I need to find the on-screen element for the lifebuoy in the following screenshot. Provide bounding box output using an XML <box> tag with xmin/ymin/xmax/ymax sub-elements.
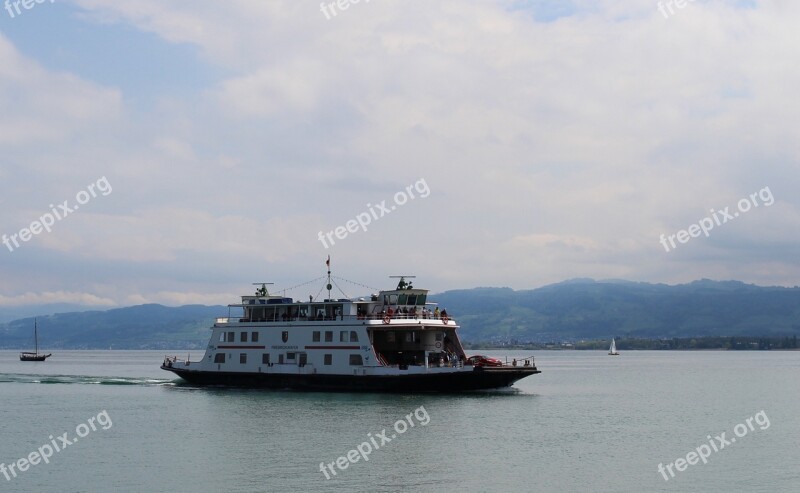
<box><xmin>435</xmin><ymin>341</ymin><xmax>442</xmax><ymax>349</ymax></box>
<box><xmin>383</xmin><ymin>315</ymin><xmax>390</xmax><ymax>324</ymax></box>
<box><xmin>442</xmin><ymin>316</ymin><xmax>449</xmax><ymax>324</ymax></box>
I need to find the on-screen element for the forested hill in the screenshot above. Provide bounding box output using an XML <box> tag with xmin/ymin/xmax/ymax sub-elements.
<box><xmin>1</xmin><ymin>279</ymin><xmax>798</xmax><ymax>349</ymax></box>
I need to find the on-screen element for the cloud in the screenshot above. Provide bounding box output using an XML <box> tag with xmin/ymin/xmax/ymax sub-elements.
<box><xmin>1</xmin><ymin>0</ymin><xmax>799</xmax><ymax>306</ymax></box>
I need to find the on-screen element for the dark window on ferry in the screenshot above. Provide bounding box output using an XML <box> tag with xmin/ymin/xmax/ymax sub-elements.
<box><xmin>252</xmin><ymin>332</ymin><xmax>259</xmax><ymax>342</ymax></box>
<box><xmin>340</xmin><ymin>331</ymin><xmax>347</xmax><ymax>342</ymax></box>
<box><xmin>407</xmin><ymin>294</ymin><xmax>417</xmax><ymax>306</ymax></box>
<box><xmin>214</xmin><ymin>353</ymin><xmax>225</xmax><ymax>363</ymax></box>
<box><xmin>349</xmin><ymin>354</ymin><xmax>363</xmax><ymax>366</ymax></box>
<box><xmin>350</xmin><ymin>331</ymin><xmax>358</xmax><ymax>342</ymax></box>
<box><xmin>279</xmin><ymin>354</ymin><xmax>284</xmax><ymax>364</ymax></box>
<box><xmin>262</xmin><ymin>353</ymin><xmax>270</xmax><ymax>364</ymax></box>
<box><xmin>287</xmin><ymin>352</ymin><xmax>296</xmax><ymax>361</ymax></box>
<box><xmin>325</xmin><ymin>331</ymin><xmax>333</xmax><ymax>342</ymax></box>
<box><xmin>240</xmin><ymin>353</ymin><xmax>247</xmax><ymax>364</ymax></box>
<box><xmin>282</xmin><ymin>331</ymin><xmax>289</xmax><ymax>342</ymax></box>
<box><xmin>313</xmin><ymin>331</ymin><xmax>320</xmax><ymax>342</ymax></box>
<box><xmin>324</xmin><ymin>354</ymin><xmax>332</xmax><ymax>365</ymax></box>
<box><xmin>227</xmin><ymin>331</ymin><xmax>234</xmax><ymax>342</ymax></box>
<box><xmin>241</xmin><ymin>332</ymin><xmax>248</xmax><ymax>342</ymax></box>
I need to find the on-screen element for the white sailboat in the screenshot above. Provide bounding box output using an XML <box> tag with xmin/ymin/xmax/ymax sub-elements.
<box><xmin>608</xmin><ymin>338</ymin><xmax>619</xmax><ymax>356</ymax></box>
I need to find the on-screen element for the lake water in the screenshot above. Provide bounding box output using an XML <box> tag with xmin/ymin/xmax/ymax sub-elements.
<box><xmin>0</xmin><ymin>350</ymin><xmax>797</xmax><ymax>492</ymax></box>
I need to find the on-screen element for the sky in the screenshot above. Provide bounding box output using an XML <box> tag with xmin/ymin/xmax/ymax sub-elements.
<box><xmin>1</xmin><ymin>0</ymin><xmax>798</xmax><ymax>312</ymax></box>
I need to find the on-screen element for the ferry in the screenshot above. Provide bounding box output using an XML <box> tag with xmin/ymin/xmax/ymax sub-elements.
<box><xmin>161</xmin><ymin>269</ymin><xmax>540</xmax><ymax>392</ymax></box>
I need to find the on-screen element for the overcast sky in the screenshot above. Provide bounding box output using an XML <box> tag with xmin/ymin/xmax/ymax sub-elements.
<box><xmin>1</xmin><ymin>0</ymin><xmax>798</xmax><ymax>310</ymax></box>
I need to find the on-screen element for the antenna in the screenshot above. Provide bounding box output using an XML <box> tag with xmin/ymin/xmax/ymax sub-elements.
<box><xmin>252</xmin><ymin>282</ymin><xmax>274</xmax><ymax>297</ymax></box>
<box><xmin>389</xmin><ymin>275</ymin><xmax>416</xmax><ymax>290</ymax></box>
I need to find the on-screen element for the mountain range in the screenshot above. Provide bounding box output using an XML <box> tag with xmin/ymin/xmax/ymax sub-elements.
<box><xmin>1</xmin><ymin>279</ymin><xmax>799</xmax><ymax>349</ymax></box>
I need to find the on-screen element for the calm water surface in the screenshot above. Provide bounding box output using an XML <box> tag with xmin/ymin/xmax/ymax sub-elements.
<box><xmin>0</xmin><ymin>350</ymin><xmax>797</xmax><ymax>492</ymax></box>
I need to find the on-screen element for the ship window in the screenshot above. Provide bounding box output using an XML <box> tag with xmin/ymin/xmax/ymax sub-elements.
<box><xmin>417</xmin><ymin>294</ymin><xmax>427</xmax><ymax>305</ymax></box>
<box><xmin>350</xmin><ymin>331</ymin><xmax>358</xmax><ymax>342</ymax></box>
<box><xmin>214</xmin><ymin>353</ymin><xmax>225</xmax><ymax>363</ymax></box>
<box><xmin>252</xmin><ymin>332</ymin><xmax>259</xmax><ymax>342</ymax></box>
<box><xmin>282</xmin><ymin>331</ymin><xmax>289</xmax><ymax>341</ymax></box>
<box><xmin>227</xmin><ymin>331</ymin><xmax>234</xmax><ymax>342</ymax></box>
<box><xmin>340</xmin><ymin>331</ymin><xmax>347</xmax><ymax>342</ymax></box>
<box><xmin>279</xmin><ymin>354</ymin><xmax>284</xmax><ymax>364</ymax></box>
<box><xmin>241</xmin><ymin>332</ymin><xmax>248</xmax><ymax>342</ymax></box>
<box><xmin>325</xmin><ymin>331</ymin><xmax>333</xmax><ymax>342</ymax></box>
<box><xmin>240</xmin><ymin>353</ymin><xmax>247</xmax><ymax>364</ymax></box>
<box><xmin>262</xmin><ymin>354</ymin><xmax>270</xmax><ymax>364</ymax></box>
<box><xmin>287</xmin><ymin>352</ymin><xmax>296</xmax><ymax>360</ymax></box>
<box><xmin>435</xmin><ymin>332</ymin><xmax>443</xmax><ymax>341</ymax></box>
<box><xmin>219</xmin><ymin>332</ymin><xmax>225</xmax><ymax>342</ymax></box>
<box><xmin>386</xmin><ymin>331</ymin><xmax>395</xmax><ymax>343</ymax></box>
<box><xmin>324</xmin><ymin>354</ymin><xmax>332</xmax><ymax>365</ymax></box>
<box><xmin>405</xmin><ymin>332</ymin><xmax>418</xmax><ymax>343</ymax></box>
<box><xmin>398</xmin><ymin>293</ymin><xmax>407</xmax><ymax>305</ymax></box>
<box><xmin>313</xmin><ymin>331</ymin><xmax>320</xmax><ymax>342</ymax></box>
<box><xmin>407</xmin><ymin>294</ymin><xmax>417</xmax><ymax>306</ymax></box>
<box><xmin>349</xmin><ymin>354</ymin><xmax>363</xmax><ymax>366</ymax></box>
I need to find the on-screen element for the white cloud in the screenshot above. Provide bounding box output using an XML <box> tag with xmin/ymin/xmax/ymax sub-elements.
<box><xmin>1</xmin><ymin>0</ymin><xmax>799</xmax><ymax>305</ymax></box>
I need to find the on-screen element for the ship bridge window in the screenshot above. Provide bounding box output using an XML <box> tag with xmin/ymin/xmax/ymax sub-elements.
<box><xmin>313</xmin><ymin>331</ymin><xmax>321</xmax><ymax>342</ymax></box>
<box><xmin>406</xmin><ymin>294</ymin><xmax>417</xmax><ymax>306</ymax></box>
<box><xmin>214</xmin><ymin>353</ymin><xmax>225</xmax><ymax>363</ymax></box>
<box><xmin>417</xmin><ymin>294</ymin><xmax>427</xmax><ymax>305</ymax></box>
<box><xmin>398</xmin><ymin>293</ymin><xmax>407</xmax><ymax>305</ymax></box>
<box><xmin>252</xmin><ymin>332</ymin><xmax>259</xmax><ymax>342</ymax></box>
<box><xmin>325</xmin><ymin>331</ymin><xmax>333</xmax><ymax>342</ymax></box>
<box><xmin>349</xmin><ymin>354</ymin><xmax>363</xmax><ymax>366</ymax></box>
<box><xmin>241</xmin><ymin>332</ymin><xmax>248</xmax><ymax>342</ymax></box>
<box><xmin>384</xmin><ymin>294</ymin><xmax>398</xmax><ymax>305</ymax></box>
<box><xmin>227</xmin><ymin>331</ymin><xmax>234</xmax><ymax>342</ymax></box>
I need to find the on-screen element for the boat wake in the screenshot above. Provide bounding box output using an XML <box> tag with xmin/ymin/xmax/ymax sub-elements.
<box><xmin>0</xmin><ymin>373</ymin><xmax>176</xmax><ymax>386</ymax></box>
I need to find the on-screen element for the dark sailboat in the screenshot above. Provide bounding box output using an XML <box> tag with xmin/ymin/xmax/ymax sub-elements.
<box><xmin>20</xmin><ymin>318</ymin><xmax>51</xmax><ymax>362</ymax></box>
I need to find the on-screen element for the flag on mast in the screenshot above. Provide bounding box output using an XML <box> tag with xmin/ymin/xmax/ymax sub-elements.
<box><xmin>326</xmin><ymin>255</ymin><xmax>330</xmax><ymax>267</ymax></box>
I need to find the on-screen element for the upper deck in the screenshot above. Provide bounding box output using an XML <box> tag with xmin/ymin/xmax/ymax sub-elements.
<box><xmin>216</xmin><ymin>279</ymin><xmax>453</xmax><ymax>327</ymax></box>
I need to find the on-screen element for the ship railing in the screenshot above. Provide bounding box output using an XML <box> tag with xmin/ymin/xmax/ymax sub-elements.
<box><xmin>162</xmin><ymin>355</ymin><xmax>193</xmax><ymax>367</ymax></box>
<box><xmin>216</xmin><ymin>314</ymin><xmax>456</xmax><ymax>323</ymax></box>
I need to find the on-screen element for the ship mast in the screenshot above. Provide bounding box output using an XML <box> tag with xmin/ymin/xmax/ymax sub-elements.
<box><xmin>326</xmin><ymin>255</ymin><xmax>332</xmax><ymax>300</ymax></box>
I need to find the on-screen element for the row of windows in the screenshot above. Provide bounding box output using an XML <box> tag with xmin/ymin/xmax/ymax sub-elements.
<box><xmin>213</xmin><ymin>353</ymin><xmax>363</xmax><ymax>366</ymax></box>
<box><xmin>311</xmin><ymin>331</ymin><xmax>359</xmax><ymax>342</ymax></box>
<box><xmin>220</xmin><ymin>331</ymin><xmax>260</xmax><ymax>343</ymax></box>
<box><xmin>219</xmin><ymin>331</ymin><xmax>359</xmax><ymax>343</ymax></box>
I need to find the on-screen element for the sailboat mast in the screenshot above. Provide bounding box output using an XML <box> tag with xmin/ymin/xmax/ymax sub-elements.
<box><xmin>35</xmin><ymin>318</ymin><xmax>39</xmax><ymax>355</ymax></box>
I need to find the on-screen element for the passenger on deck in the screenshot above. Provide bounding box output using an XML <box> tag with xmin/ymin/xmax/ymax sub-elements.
<box><xmin>434</xmin><ymin>307</ymin><xmax>440</xmax><ymax>319</ymax></box>
<box><xmin>387</xmin><ymin>307</ymin><xmax>394</xmax><ymax>317</ymax></box>
<box><xmin>441</xmin><ymin>308</ymin><xmax>448</xmax><ymax>318</ymax></box>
